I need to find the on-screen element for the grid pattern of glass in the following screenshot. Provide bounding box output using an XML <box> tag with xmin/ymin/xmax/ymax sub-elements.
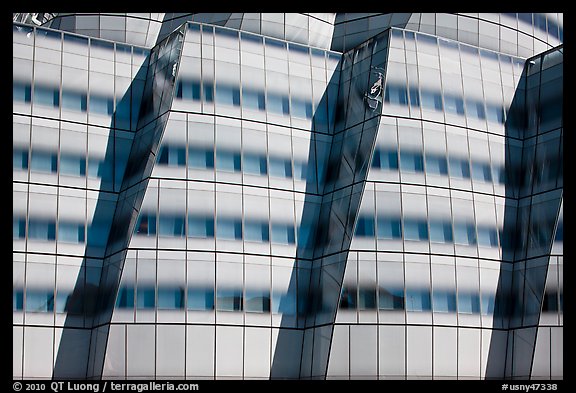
<box><xmin>13</xmin><ymin>13</ymin><xmax>562</xmax><ymax>381</ymax></box>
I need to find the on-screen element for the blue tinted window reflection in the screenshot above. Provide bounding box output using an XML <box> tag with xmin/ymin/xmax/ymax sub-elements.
<box><xmin>429</xmin><ymin>221</ymin><xmax>453</xmax><ymax>243</ymax></box>
<box><xmin>216</xmin><ymin>150</ymin><xmax>241</xmax><ymax>172</ymax></box>
<box><xmin>458</xmin><ymin>292</ymin><xmax>480</xmax><ymax>314</ymax></box>
<box><xmin>377</xmin><ymin>217</ymin><xmax>402</xmax><ymax>239</ymax></box>
<box><xmin>477</xmin><ymin>227</ymin><xmax>499</xmax><ymax>247</ymax></box>
<box><xmin>28</xmin><ymin>219</ymin><xmax>56</xmax><ymax>241</ymax></box>
<box><xmin>269</xmin><ymin>157</ymin><xmax>292</xmax><ymax>178</ymax></box>
<box><xmin>454</xmin><ymin>223</ymin><xmax>477</xmax><ymax>246</ymax></box>
<box><xmin>188</xmin><ymin>288</ymin><xmax>214</xmax><ymax>311</ymax></box>
<box><xmin>425</xmin><ymin>155</ymin><xmax>448</xmax><ymax>175</ymax></box>
<box><xmin>400</xmin><ymin>151</ymin><xmax>424</xmax><ymax>173</ymax></box>
<box><xmin>271</xmin><ymin>223</ymin><xmax>295</xmax><ymax>245</ymax></box>
<box><xmin>188</xmin><ymin>216</ymin><xmax>215</xmax><ymax>238</ymax></box>
<box><xmin>244</xmin><ymin>220</ymin><xmax>270</xmax><ymax>242</ymax></box>
<box><xmin>406</xmin><ymin>289</ymin><xmax>431</xmax><ymax>311</ymax></box>
<box><xmin>433</xmin><ymin>290</ymin><xmax>457</xmax><ymax>312</ymax></box>
<box><xmin>217</xmin><ymin>218</ymin><xmax>242</xmax><ymax>240</ymax></box>
<box><xmin>355</xmin><ymin>216</ymin><xmax>375</xmax><ymax>237</ymax></box>
<box><xmin>404</xmin><ymin>219</ymin><xmax>428</xmax><ymax>241</ymax></box>
<box><xmin>372</xmin><ymin>149</ymin><xmax>398</xmax><ymax>170</ymax></box>
<box><xmin>449</xmin><ymin>158</ymin><xmax>471</xmax><ymax>179</ymax></box>
<box><xmin>188</xmin><ymin>147</ymin><xmax>214</xmax><ymax>169</ymax></box>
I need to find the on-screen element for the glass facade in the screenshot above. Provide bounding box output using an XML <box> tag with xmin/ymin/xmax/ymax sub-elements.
<box><xmin>13</xmin><ymin>13</ymin><xmax>562</xmax><ymax>380</ymax></box>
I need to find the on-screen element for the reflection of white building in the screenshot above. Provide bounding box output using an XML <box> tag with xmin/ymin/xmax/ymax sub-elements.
<box><xmin>13</xmin><ymin>13</ymin><xmax>562</xmax><ymax>380</ymax></box>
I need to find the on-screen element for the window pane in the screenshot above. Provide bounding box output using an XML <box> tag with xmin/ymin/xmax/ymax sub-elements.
<box><xmin>429</xmin><ymin>221</ymin><xmax>453</xmax><ymax>243</ymax></box>
<box><xmin>217</xmin><ymin>218</ymin><xmax>242</xmax><ymax>240</ymax></box>
<box><xmin>466</xmin><ymin>99</ymin><xmax>486</xmax><ymax>120</ymax></box>
<box><xmin>458</xmin><ymin>292</ymin><xmax>480</xmax><ymax>314</ymax></box>
<box><xmin>449</xmin><ymin>158</ymin><xmax>470</xmax><ymax>179</ymax></box>
<box><xmin>13</xmin><ymin>83</ymin><xmax>31</xmax><ymax>103</ymax></box>
<box><xmin>477</xmin><ymin>227</ymin><xmax>498</xmax><ymax>248</ymax></box>
<box><xmin>158</xmin><ymin>288</ymin><xmax>184</xmax><ymax>309</ymax></box>
<box><xmin>116</xmin><ymin>287</ymin><xmax>135</xmax><ymax>309</ymax></box>
<box><xmin>137</xmin><ymin>287</ymin><xmax>155</xmax><ymax>309</ymax></box>
<box><xmin>245</xmin><ymin>289</ymin><xmax>270</xmax><ymax>313</ymax></box>
<box><xmin>31</xmin><ymin>151</ymin><xmax>57</xmax><ymax>173</ymax></box>
<box><xmin>372</xmin><ymin>149</ymin><xmax>398</xmax><ymax>170</ymax></box>
<box><xmin>89</xmin><ymin>95</ymin><xmax>114</xmax><ymax>115</ymax></box>
<box><xmin>486</xmin><ymin>104</ymin><xmax>505</xmax><ymax>124</ymax></box>
<box><xmin>400</xmin><ymin>152</ymin><xmax>424</xmax><ymax>173</ymax></box>
<box><xmin>471</xmin><ymin>162</ymin><xmax>493</xmax><ymax>182</ymax></box>
<box><xmin>62</xmin><ymin>91</ymin><xmax>87</xmax><ymax>112</ymax></box>
<box><xmin>26</xmin><ymin>290</ymin><xmax>54</xmax><ymax>312</ymax></box>
<box><xmin>409</xmin><ymin>86</ymin><xmax>420</xmax><ymax>108</ymax></box>
<box><xmin>291</xmin><ymin>97</ymin><xmax>313</xmax><ymax>119</ymax></box>
<box><xmin>443</xmin><ymin>94</ymin><xmax>465</xmax><ymax>115</ymax></box>
<box><xmin>378</xmin><ymin>287</ymin><xmax>405</xmax><ymax>310</ymax></box>
<box><xmin>203</xmin><ymin>82</ymin><xmax>214</xmax><ymax>102</ymax></box>
<box><xmin>269</xmin><ymin>157</ymin><xmax>292</xmax><ymax>178</ymax></box>
<box><xmin>135</xmin><ymin>213</ymin><xmax>156</xmax><ymax>236</ymax></box>
<box><xmin>404</xmin><ymin>219</ymin><xmax>428</xmax><ymax>241</ymax></box>
<box><xmin>481</xmin><ymin>293</ymin><xmax>495</xmax><ymax>315</ymax></box>
<box><xmin>267</xmin><ymin>93</ymin><xmax>290</xmax><ymax>115</ymax></box>
<box><xmin>13</xmin><ymin>149</ymin><xmax>29</xmax><ymax>170</ymax></box>
<box><xmin>216</xmin><ymin>289</ymin><xmax>243</xmax><ymax>311</ymax></box>
<box><xmin>425</xmin><ymin>154</ymin><xmax>448</xmax><ymax>175</ymax></box>
<box><xmin>28</xmin><ymin>220</ymin><xmax>56</xmax><ymax>241</ymax></box>
<box><xmin>385</xmin><ymin>84</ymin><xmax>408</xmax><ymax>106</ymax></box>
<box><xmin>243</xmin><ymin>153</ymin><xmax>267</xmax><ymax>175</ymax></box>
<box><xmin>271</xmin><ymin>223</ymin><xmax>295</xmax><ymax>245</ymax></box>
<box><xmin>34</xmin><ymin>86</ymin><xmax>59</xmax><ymax>107</ymax></box>
<box><xmin>58</xmin><ymin>222</ymin><xmax>85</xmax><ymax>243</ymax></box>
<box><xmin>60</xmin><ymin>155</ymin><xmax>86</xmax><ymax>176</ymax></box>
<box><xmin>244</xmin><ymin>221</ymin><xmax>269</xmax><ymax>242</ymax></box>
<box><xmin>188</xmin><ymin>216</ymin><xmax>215</xmax><ymax>238</ymax></box>
<box><xmin>355</xmin><ymin>216</ymin><xmax>375</xmax><ymax>237</ymax></box>
<box><xmin>242</xmin><ymin>89</ymin><xmax>266</xmax><ymax>111</ymax></box>
<box><xmin>433</xmin><ymin>290</ymin><xmax>457</xmax><ymax>312</ymax></box>
<box><xmin>421</xmin><ymin>90</ymin><xmax>443</xmax><ymax>111</ymax></box>
<box><xmin>377</xmin><ymin>217</ymin><xmax>402</xmax><ymax>239</ymax></box>
<box><xmin>358</xmin><ymin>288</ymin><xmax>377</xmax><ymax>310</ymax></box>
<box><xmin>406</xmin><ymin>289</ymin><xmax>431</xmax><ymax>311</ymax></box>
<box><xmin>216</xmin><ymin>150</ymin><xmax>241</xmax><ymax>172</ymax></box>
<box><xmin>215</xmin><ymin>85</ymin><xmax>240</xmax><ymax>106</ymax></box>
<box><xmin>13</xmin><ymin>218</ymin><xmax>26</xmax><ymax>239</ymax></box>
<box><xmin>188</xmin><ymin>147</ymin><xmax>214</xmax><ymax>169</ymax></box>
<box><xmin>177</xmin><ymin>80</ymin><xmax>201</xmax><ymax>100</ymax></box>
<box><xmin>187</xmin><ymin>288</ymin><xmax>214</xmax><ymax>311</ymax></box>
<box><xmin>158</xmin><ymin>216</ymin><xmax>185</xmax><ymax>237</ymax></box>
<box><xmin>454</xmin><ymin>223</ymin><xmax>477</xmax><ymax>245</ymax></box>
<box><xmin>339</xmin><ymin>287</ymin><xmax>357</xmax><ymax>310</ymax></box>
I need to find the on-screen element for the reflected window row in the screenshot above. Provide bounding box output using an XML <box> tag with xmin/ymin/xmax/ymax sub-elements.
<box><xmin>340</xmin><ymin>285</ymin><xmax>489</xmax><ymax>315</ymax></box>
<box><xmin>176</xmin><ymin>79</ymin><xmax>314</xmax><ymax>120</ymax></box>
<box><xmin>13</xmin><ymin>287</ymin><xmax>91</xmax><ymax>314</ymax></box>
<box><xmin>135</xmin><ymin>213</ymin><xmax>296</xmax><ymax>245</ymax></box>
<box><xmin>371</xmin><ymin>146</ymin><xmax>562</xmax><ymax>190</ymax></box>
<box><xmin>13</xmin><ymin>217</ymin><xmax>85</xmax><ymax>244</ymax></box>
<box><xmin>372</xmin><ymin>147</ymin><xmax>501</xmax><ymax>184</ymax></box>
<box><xmin>13</xmin><ymin>147</ymin><xmax>112</xmax><ymax>181</ymax></box>
<box><xmin>355</xmin><ymin>215</ymin><xmax>499</xmax><ymax>248</ymax></box>
<box><xmin>114</xmin><ymin>285</ymin><xmax>296</xmax><ymax>314</ymax></box>
<box><xmin>157</xmin><ymin>143</ymin><xmax>307</xmax><ymax>180</ymax></box>
<box><xmin>384</xmin><ymin>83</ymin><xmax>507</xmax><ymax>125</ymax></box>
<box><xmin>338</xmin><ymin>283</ymin><xmax>563</xmax><ymax>316</ymax></box>
<box><xmin>14</xmin><ymin>82</ymin><xmax>121</xmax><ymax>118</ymax></box>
